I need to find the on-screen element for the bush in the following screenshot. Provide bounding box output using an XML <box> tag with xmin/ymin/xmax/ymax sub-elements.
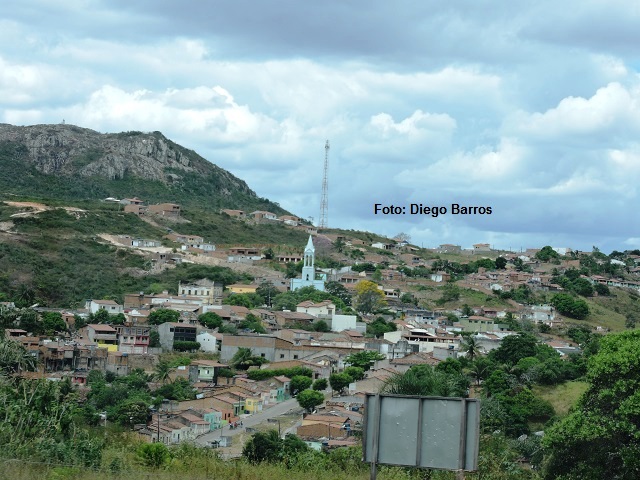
<box><xmin>137</xmin><ymin>443</ymin><xmax>170</xmax><ymax>469</ymax></box>
<box><xmin>173</xmin><ymin>341</ymin><xmax>201</xmax><ymax>351</ymax></box>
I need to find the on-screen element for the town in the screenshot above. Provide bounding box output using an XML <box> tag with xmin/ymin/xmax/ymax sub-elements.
<box><xmin>3</xmin><ymin>195</ymin><xmax>639</xmax><ymax>467</ymax></box>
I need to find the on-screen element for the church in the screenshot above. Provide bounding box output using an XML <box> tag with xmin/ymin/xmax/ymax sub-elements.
<box><xmin>289</xmin><ymin>236</ymin><xmax>326</xmax><ymax>291</ymax></box>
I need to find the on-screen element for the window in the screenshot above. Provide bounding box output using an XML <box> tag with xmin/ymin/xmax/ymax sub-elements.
<box><xmin>293</xmin><ymin>355</ymin><xmax>298</xmax><ymax>359</ymax></box>
<box><xmin>260</xmin><ymin>353</ymin><xmax>266</xmax><ymax>358</ymax></box>
<box><xmin>280</xmin><ymin>354</ymin><xmax>285</xmax><ymax>359</ymax></box>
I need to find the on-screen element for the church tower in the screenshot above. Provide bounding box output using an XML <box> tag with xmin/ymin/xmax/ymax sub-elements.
<box><xmin>302</xmin><ymin>235</ymin><xmax>315</xmax><ymax>282</ymax></box>
<box><xmin>290</xmin><ymin>235</ymin><xmax>326</xmax><ymax>291</ymax></box>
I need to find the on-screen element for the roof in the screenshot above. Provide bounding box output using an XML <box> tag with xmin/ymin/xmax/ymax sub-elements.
<box><xmin>192</xmin><ymin>360</ymin><xmax>227</xmax><ymax>368</ymax></box>
<box><xmin>92</xmin><ymin>300</ymin><xmax>120</xmax><ymax>306</ymax></box>
<box><xmin>88</xmin><ymin>324</ymin><xmax>117</xmax><ymax>332</ymax></box>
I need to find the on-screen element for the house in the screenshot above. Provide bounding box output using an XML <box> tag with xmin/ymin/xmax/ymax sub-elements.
<box><xmin>165</xmin><ymin>233</ymin><xmax>204</xmax><ymax>244</ymax></box>
<box><xmin>86</xmin><ymin>300</ymin><xmax>124</xmax><ymax>315</ymax></box>
<box><xmin>196</xmin><ymin>331</ymin><xmax>221</xmax><ymax>353</ymax></box>
<box><xmin>296</xmin><ymin>300</ymin><xmax>336</xmax><ymax>318</ymax></box>
<box><xmin>178</xmin><ymin>280</ymin><xmax>222</xmax><ymax>305</ymax></box>
<box><xmin>124</xmin><ymin>204</ymin><xmax>146</xmax><ymax>215</ymax></box>
<box><xmin>131</xmin><ymin>238</ymin><xmax>161</xmax><ymax>248</ymax></box>
<box><xmin>277</xmin><ymin>254</ymin><xmax>303</xmax><ymax>263</ymax></box>
<box><xmin>80</xmin><ymin>324</ymin><xmax>119</xmax><ymax>350</ymax></box>
<box><xmin>188</xmin><ymin>360</ymin><xmax>227</xmax><ymax>384</ymax></box>
<box><xmin>120</xmin><ymin>197</ymin><xmax>144</xmax><ymax>206</ymax></box>
<box><xmin>250</xmin><ymin>211</ymin><xmax>278</xmax><ymax>221</ymax></box>
<box><xmin>220</xmin><ymin>209</ymin><xmax>245</xmax><ymax>218</ymax></box>
<box><xmin>106</xmin><ymin>351</ymin><xmax>129</xmax><ymax>376</ymax></box>
<box><xmin>472</xmin><ymin>243</ymin><xmax>491</xmax><ymax>253</ymax></box>
<box><xmin>157</xmin><ymin>323</ymin><xmax>198</xmax><ymax>350</ymax></box>
<box><xmin>227</xmin><ymin>284</ymin><xmax>260</xmax><ymax>294</ymax></box>
<box><xmin>114</xmin><ymin>325</ymin><xmax>150</xmax><ymax>354</ymax></box>
<box><xmin>147</xmin><ymin>203</ymin><xmax>181</xmax><ymax>217</ymax></box>
<box><xmin>244</xmin><ymin>397</ymin><xmax>263</xmax><ymax>414</ymax></box>
<box><xmin>429</xmin><ymin>272</ymin><xmax>451</xmax><ymax>283</ymax></box>
<box><xmin>437</xmin><ymin>244</ymin><xmax>462</xmax><ymax>253</ymax></box>
<box><xmin>460</xmin><ymin>316</ymin><xmax>502</xmax><ymax>332</ymax></box>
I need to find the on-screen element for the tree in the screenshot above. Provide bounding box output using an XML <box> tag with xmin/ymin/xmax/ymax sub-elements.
<box><xmin>148</xmin><ymin>308</ymin><xmax>180</xmax><ymax>325</ymax></box>
<box><xmin>461</xmin><ymin>304</ymin><xmax>474</xmax><ymax>317</ymax></box>
<box><xmin>149</xmin><ymin>330</ymin><xmax>160</xmax><ymax>348</ymax></box>
<box><xmin>325</xmin><ymin>281</ymin><xmax>352</xmax><ymax>306</ymax></box>
<box><xmin>329</xmin><ymin>373</ymin><xmax>352</xmax><ymax>395</ymax></box>
<box><xmin>380</xmin><ymin>365</ymin><xmax>469</xmax><ymax>397</ymax></box>
<box><xmin>0</xmin><ymin>337</ymin><xmax>38</xmax><ymax>374</ymax></box>
<box><xmin>223</xmin><ymin>293</ymin><xmax>263</xmax><ymax>308</ymax></box>
<box><xmin>343</xmin><ymin>366</ymin><xmax>365</xmax><ymax>381</ymax></box>
<box><xmin>400</xmin><ymin>292</ymin><xmax>418</xmax><ymax>305</ymax></box>
<box><xmin>296</xmin><ymin>389</ymin><xmax>325</xmax><ymax>412</ymax></box>
<box><xmin>495</xmin><ymin>256</ymin><xmax>508</xmax><ymax>269</ymax></box>
<box><xmin>542</xmin><ymin>331</ymin><xmax>640</xmax><ymax>479</ymax></box>
<box><xmin>312</xmin><ymin>319</ymin><xmax>330</xmax><ymax>332</ymax></box>
<box><xmin>198</xmin><ymin>311</ymin><xmax>223</xmax><ymax>329</ymax></box>
<box><xmin>366</xmin><ymin>317</ymin><xmax>396</xmax><ymax>338</ymax></box>
<box><xmin>535</xmin><ymin>246</ymin><xmax>559</xmax><ymax>262</ymax></box>
<box><xmin>41</xmin><ymin>312</ymin><xmax>67</xmax><ymax>335</ymax></box>
<box><xmin>243</xmin><ymin>431</ymin><xmax>308</xmax><ymax>463</ymax></box>
<box><xmin>459</xmin><ymin>333</ymin><xmax>482</xmax><ymax>361</ymax></box>
<box><xmin>256</xmin><ymin>281</ymin><xmax>279</xmax><ymax>307</ymax></box>
<box><xmin>154</xmin><ymin>361</ymin><xmax>173</xmax><ymax>384</ymax></box>
<box><xmin>312</xmin><ymin>378</ymin><xmax>328</xmax><ymax>391</ymax></box>
<box><xmin>550</xmin><ymin>293</ymin><xmax>590</xmax><ymax>319</ymax></box>
<box><xmin>395</xmin><ymin>232</ymin><xmax>411</xmax><ymax>243</ymax></box>
<box><xmin>594</xmin><ymin>283</ymin><xmax>610</xmax><ymax>296</ymax></box>
<box><xmin>354</xmin><ymin>280</ymin><xmax>386</xmax><ymax>314</ymax></box>
<box><xmin>290</xmin><ymin>375</ymin><xmax>313</xmax><ymax>396</ymax></box>
<box><xmin>230</xmin><ymin>347</ymin><xmax>268</xmax><ymax>370</ymax></box>
<box><xmin>344</xmin><ymin>351</ymin><xmax>385</xmax><ymax>370</ymax></box>
<box><xmin>490</xmin><ymin>333</ymin><xmax>538</xmax><ymax>365</ymax></box>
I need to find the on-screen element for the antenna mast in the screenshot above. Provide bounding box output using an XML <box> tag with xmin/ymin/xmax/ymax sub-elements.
<box><xmin>319</xmin><ymin>140</ymin><xmax>329</xmax><ymax>229</ymax></box>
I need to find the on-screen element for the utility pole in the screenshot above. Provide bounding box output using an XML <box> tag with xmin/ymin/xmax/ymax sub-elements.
<box><xmin>319</xmin><ymin>140</ymin><xmax>329</xmax><ymax>229</ymax></box>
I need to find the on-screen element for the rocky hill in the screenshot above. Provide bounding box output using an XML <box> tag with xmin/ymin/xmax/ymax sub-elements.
<box><xmin>0</xmin><ymin>123</ymin><xmax>283</xmax><ymax>213</ymax></box>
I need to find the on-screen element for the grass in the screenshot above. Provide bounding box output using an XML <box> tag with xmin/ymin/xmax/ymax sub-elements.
<box><xmin>532</xmin><ymin>381</ymin><xmax>588</xmax><ymax>416</ymax></box>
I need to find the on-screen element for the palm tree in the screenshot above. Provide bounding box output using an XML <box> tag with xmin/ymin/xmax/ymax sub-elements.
<box><xmin>459</xmin><ymin>333</ymin><xmax>483</xmax><ymax>361</ymax></box>
<box><xmin>153</xmin><ymin>361</ymin><xmax>173</xmax><ymax>384</ymax></box>
<box><xmin>0</xmin><ymin>338</ymin><xmax>38</xmax><ymax>374</ymax></box>
<box><xmin>380</xmin><ymin>365</ymin><xmax>469</xmax><ymax>397</ymax></box>
<box><xmin>231</xmin><ymin>347</ymin><xmax>254</xmax><ymax>369</ymax></box>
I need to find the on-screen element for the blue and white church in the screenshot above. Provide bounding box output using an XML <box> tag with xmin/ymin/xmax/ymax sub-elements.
<box><xmin>290</xmin><ymin>235</ymin><xmax>326</xmax><ymax>291</ymax></box>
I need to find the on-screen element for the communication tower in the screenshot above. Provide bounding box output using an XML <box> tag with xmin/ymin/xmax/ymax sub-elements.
<box><xmin>319</xmin><ymin>140</ymin><xmax>329</xmax><ymax>229</ymax></box>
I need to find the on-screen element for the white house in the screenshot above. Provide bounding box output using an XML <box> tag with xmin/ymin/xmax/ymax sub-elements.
<box><xmin>87</xmin><ymin>300</ymin><xmax>124</xmax><ymax>315</ymax></box>
<box><xmin>197</xmin><ymin>331</ymin><xmax>221</xmax><ymax>353</ymax></box>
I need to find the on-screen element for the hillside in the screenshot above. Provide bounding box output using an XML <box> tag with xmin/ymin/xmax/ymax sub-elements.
<box><xmin>0</xmin><ymin>123</ymin><xmax>284</xmax><ymax>213</ymax></box>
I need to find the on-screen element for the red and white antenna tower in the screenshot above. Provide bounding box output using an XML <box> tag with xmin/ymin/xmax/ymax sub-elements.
<box><xmin>319</xmin><ymin>140</ymin><xmax>329</xmax><ymax>229</ymax></box>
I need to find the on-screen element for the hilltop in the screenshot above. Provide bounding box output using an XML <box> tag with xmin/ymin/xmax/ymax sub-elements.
<box><xmin>0</xmin><ymin>123</ymin><xmax>283</xmax><ymax>213</ymax></box>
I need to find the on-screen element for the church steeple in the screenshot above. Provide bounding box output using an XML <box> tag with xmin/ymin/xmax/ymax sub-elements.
<box><xmin>302</xmin><ymin>236</ymin><xmax>315</xmax><ymax>281</ymax></box>
<box><xmin>290</xmin><ymin>235</ymin><xmax>326</xmax><ymax>291</ymax></box>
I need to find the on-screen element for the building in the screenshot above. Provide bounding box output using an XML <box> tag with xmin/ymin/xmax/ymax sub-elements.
<box><xmin>86</xmin><ymin>300</ymin><xmax>124</xmax><ymax>315</ymax></box>
<box><xmin>158</xmin><ymin>323</ymin><xmax>198</xmax><ymax>350</ymax></box>
<box><xmin>148</xmin><ymin>203</ymin><xmax>181</xmax><ymax>217</ymax></box>
<box><xmin>178</xmin><ymin>280</ymin><xmax>222</xmax><ymax>305</ymax></box>
<box><xmin>290</xmin><ymin>236</ymin><xmax>326</xmax><ymax>291</ymax></box>
<box><xmin>114</xmin><ymin>325</ymin><xmax>150</xmax><ymax>354</ymax></box>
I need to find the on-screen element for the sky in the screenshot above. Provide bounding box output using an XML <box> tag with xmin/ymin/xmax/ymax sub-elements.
<box><xmin>1</xmin><ymin>1</ymin><xmax>640</xmax><ymax>253</ymax></box>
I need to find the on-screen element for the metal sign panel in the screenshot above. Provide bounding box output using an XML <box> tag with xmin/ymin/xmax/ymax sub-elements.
<box><xmin>363</xmin><ymin>394</ymin><xmax>480</xmax><ymax>471</ymax></box>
